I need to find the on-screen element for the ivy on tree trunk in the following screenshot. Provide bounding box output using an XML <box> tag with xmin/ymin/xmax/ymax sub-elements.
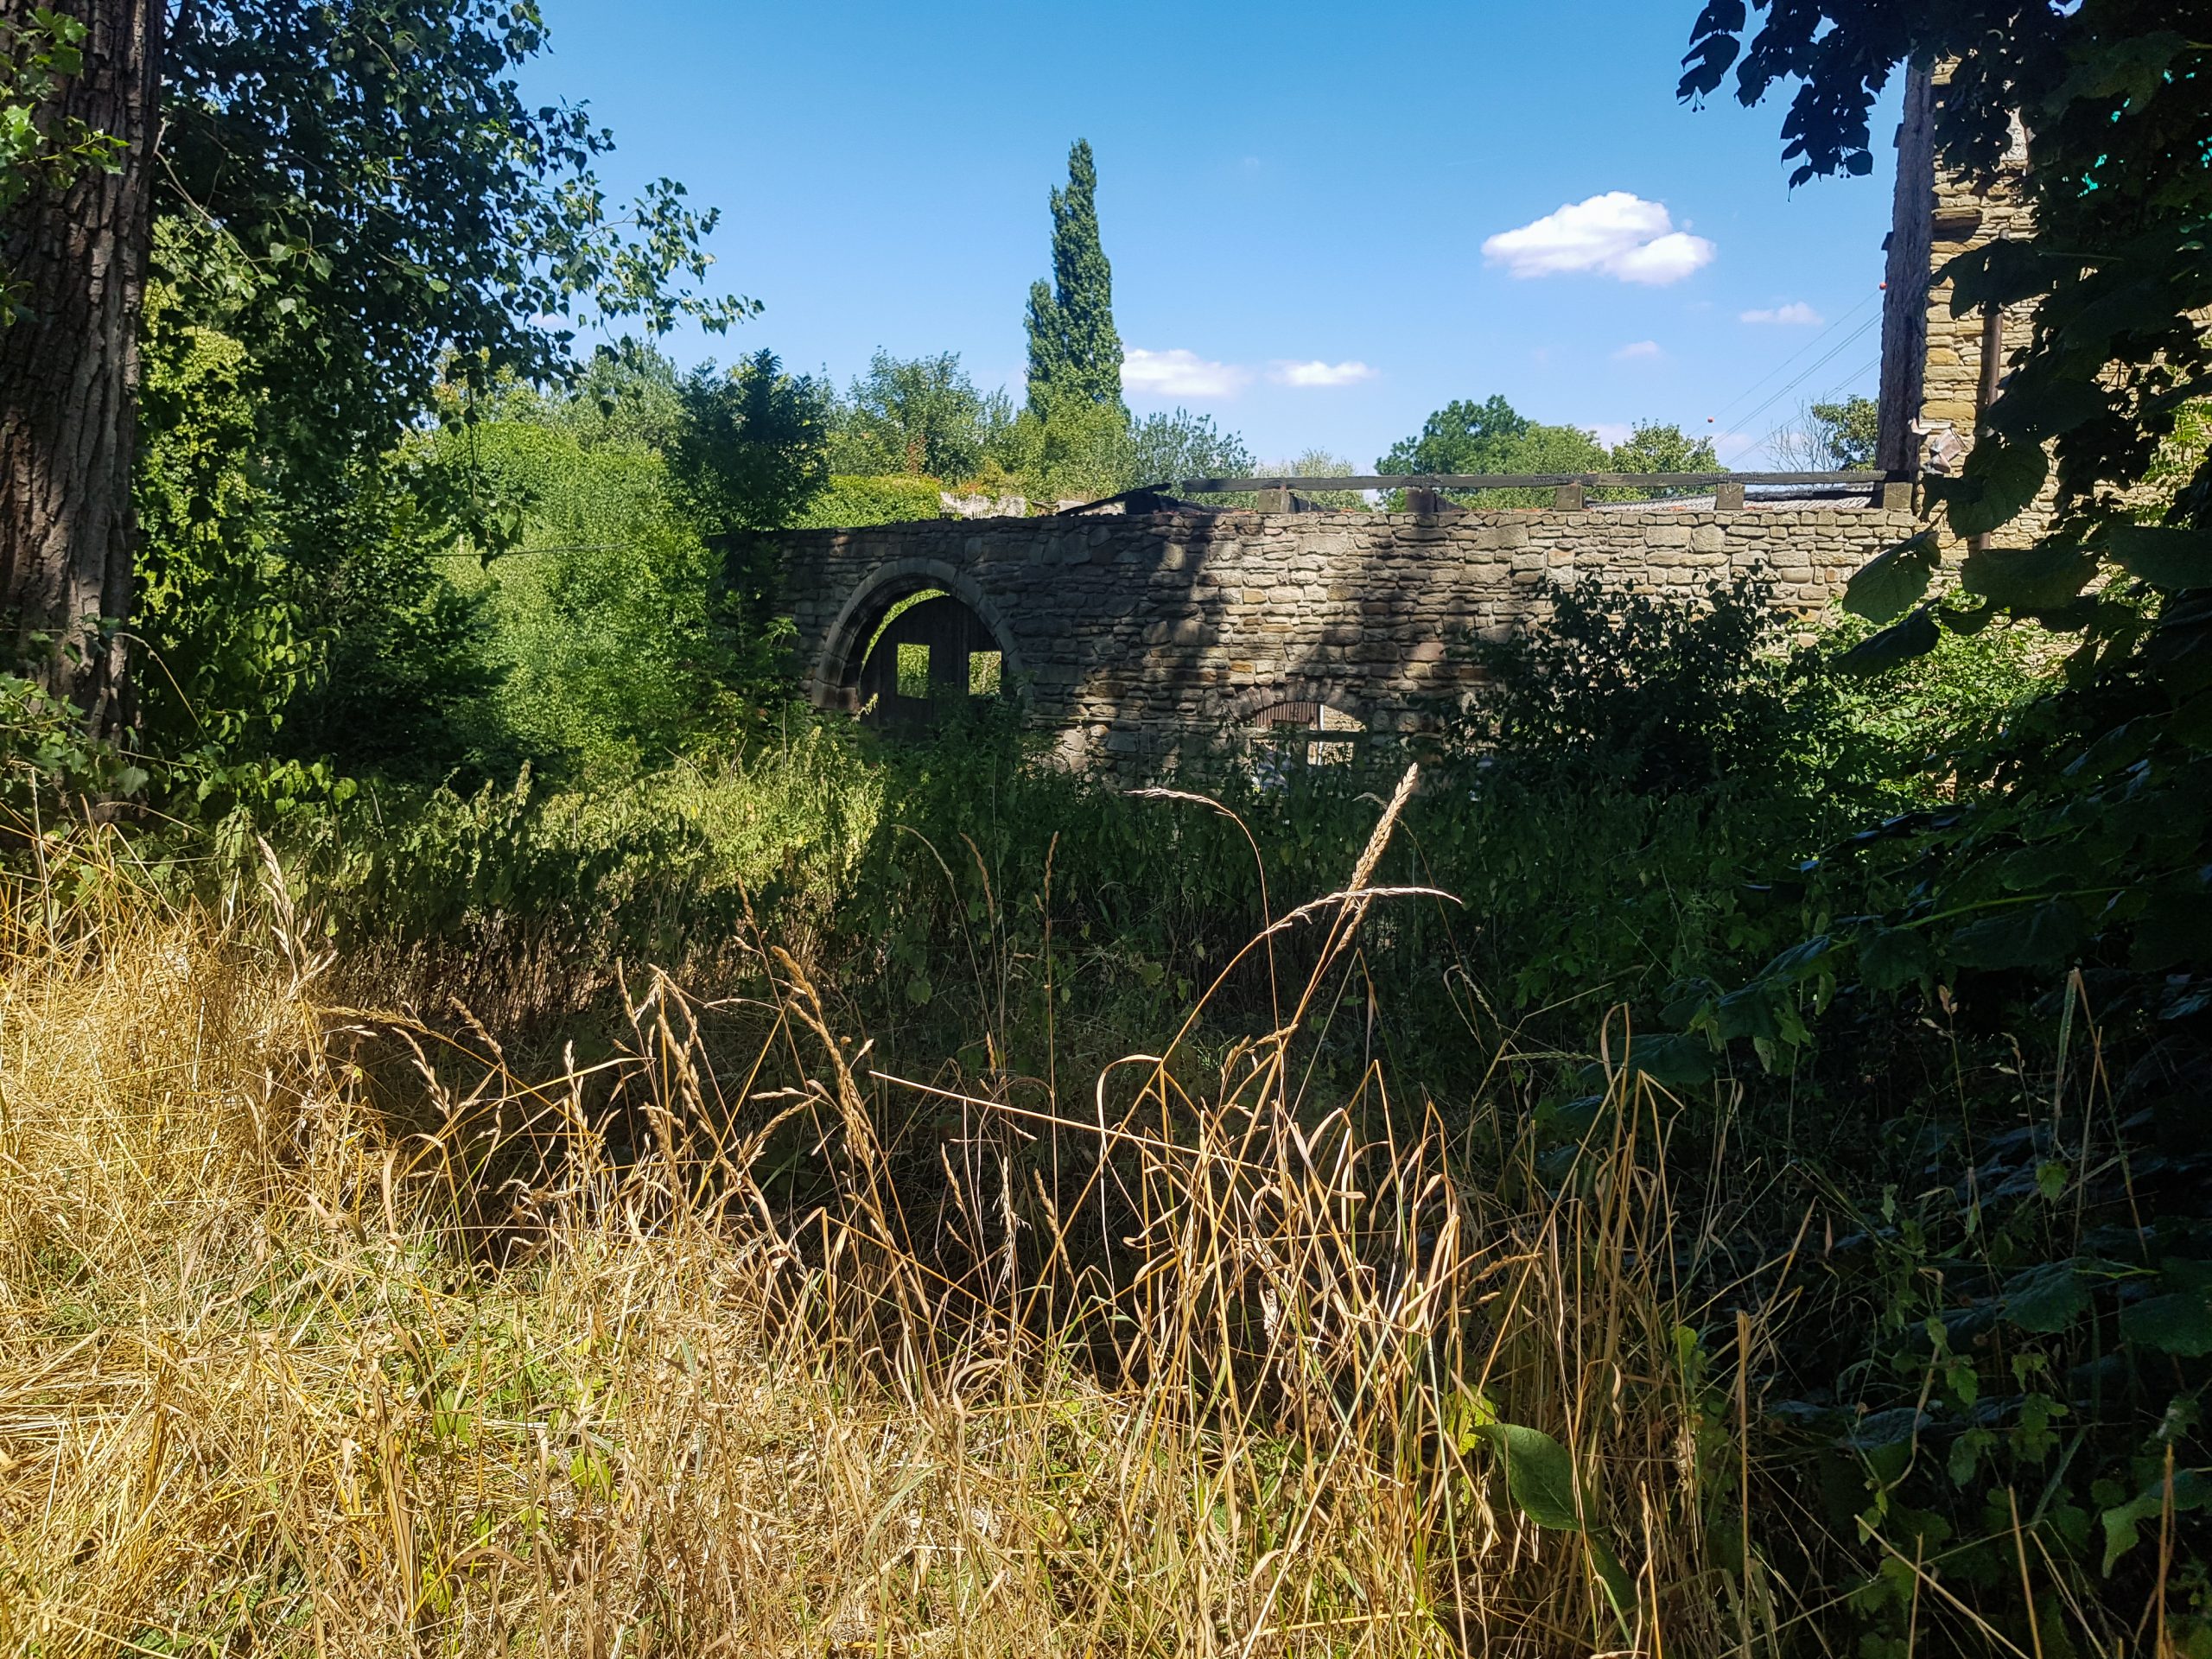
<box><xmin>0</xmin><ymin>0</ymin><xmax>162</xmax><ymax>734</ymax></box>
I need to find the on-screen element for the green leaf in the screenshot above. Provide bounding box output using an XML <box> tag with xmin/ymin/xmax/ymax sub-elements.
<box><xmin>1759</xmin><ymin>933</ymin><xmax>1834</xmax><ymax>982</ymax></box>
<box><xmin>2005</xmin><ymin>1261</ymin><xmax>2090</xmax><ymax>1332</ymax></box>
<box><xmin>1844</xmin><ymin>531</ymin><xmax>1940</xmax><ymax>625</ymax></box>
<box><xmin>1981</xmin><ymin>372</ymin><xmax>2110</xmax><ymax>442</ymax></box>
<box><xmin>903</xmin><ymin>973</ymin><xmax>932</xmax><ymax>1007</ymax></box>
<box><xmin>1472</xmin><ymin>1422</ymin><xmax>1636</xmax><ymax>1639</ymax></box>
<box><xmin>2101</xmin><ymin>1470</ymin><xmax>2211</xmax><ymax>1576</ymax></box>
<box><xmin>1858</xmin><ymin>925</ymin><xmax>1933</xmax><ymax>993</ymax></box>
<box><xmin>2046</xmin><ymin>31</ymin><xmax>2189</xmax><ymax>115</ymax></box>
<box><xmin>1584</xmin><ymin>1533</ymin><xmax>1638</xmax><ymax>1635</ymax></box>
<box><xmin>2120</xmin><ymin>1291</ymin><xmax>2212</xmax><ymax>1357</ymax></box>
<box><xmin>2106</xmin><ymin>525</ymin><xmax>2212</xmax><ymax>591</ymax></box>
<box><xmin>1472</xmin><ymin>1422</ymin><xmax>1585</xmax><ymax>1531</ymax></box>
<box><xmin>1947</xmin><ymin>899</ymin><xmax>2088</xmax><ymax>971</ymax></box>
<box><xmin>1961</xmin><ymin>543</ymin><xmax>2097</xmax><ymax>611</ymax></box>
<box><xmin>1943</xmin><ymin>435</ymin><xmax>2049</xmax><ymax>538</ymax></box>
<box><xmin>1623</xmin><ymin>1032</ymin><xmax>1713</xmax><ymax>1089</ymax></box>
<box><xmin>1834</xmin><ymin>606</ymin><xmax>1941</xmax><ymax>675</ymax></box>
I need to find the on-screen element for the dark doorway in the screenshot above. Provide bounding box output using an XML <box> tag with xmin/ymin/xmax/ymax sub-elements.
<box><xmin>856</xmin><ymin>593</ymin><xmax>1003</xmax><ymax>728</ymax></box>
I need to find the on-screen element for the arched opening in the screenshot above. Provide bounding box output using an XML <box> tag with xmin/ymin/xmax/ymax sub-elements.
<box><xmin>855</xmin><ymin>589</ymin><xmax>1004</xmax><ymax>728</ymax></box>
<box><xmin>1250</xmin><ymin>698</ymin><xmax>1365</xmax><ymax>781</ymax></box>
<box><xmin>811</xmin><ymin>561</ymin><xmax>1023</xmax><ymax>728</ymax></box>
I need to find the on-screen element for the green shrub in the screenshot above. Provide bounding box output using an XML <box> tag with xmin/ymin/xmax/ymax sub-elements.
<box><xmin>1458</xmin><ymin>576</ymin><xmax>1840</xmax><ymax>794</ymax></box>
<box><xmin>795</xmin><ymin>474</ymin><xmax>948</xmax><ymax>528</ymax></box>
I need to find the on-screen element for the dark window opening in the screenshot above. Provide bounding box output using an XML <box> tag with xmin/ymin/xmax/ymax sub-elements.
<box><xmin>855</xmin><ymin>592</ymin><xmax>1005</xmax><ymax>728</ymax></box>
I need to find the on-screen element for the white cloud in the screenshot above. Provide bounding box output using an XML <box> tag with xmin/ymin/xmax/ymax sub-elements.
<box><xmin>1612</xmin><ymin>340</ymin><xmax>1662</xmax><ymax>360</ymax></box>
<box><xmin>1268</xmin><ymin>359</ymin><xmax>1376</xmax><ymax>388</ymax></box>
<box><xmin>1482</xmin><ymin>192</ymin><xmax>1717</xmax><ymax>285</ymax></box>
<box><xmin>1121</xmin><ymin>347</ymin><xmax>1251</xmax><ymax>399</ymax></box>
<box><xmin>1740</xmin><ymin>301</ymin><xmax>1823</xmax><ymax>326</ymax></box>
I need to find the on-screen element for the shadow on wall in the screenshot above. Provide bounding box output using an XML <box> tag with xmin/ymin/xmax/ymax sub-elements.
<box><xmin>780</xmin><ymin>503</ymin><xmax>1915</xmax><ymax>774</ymax></box>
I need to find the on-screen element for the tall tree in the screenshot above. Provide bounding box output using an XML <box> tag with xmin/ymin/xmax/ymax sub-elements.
<box><xmin>0</xmin><ymin>0</ymin><xmax>162</xmax><ymax>733</ymax></box>
<box><xmin>4</xmin><ymin>0</ymin><xmax>747</xmax><ymax>740</ymax></box>
<box><xmin>1024</xmin><ymin>140</ymin><xmax>1122</xmax><ymax>413</ymax></box>
<box><xmin>1379</xmin><ymin>395</ymin><xmax>1607</xmax><ymax>506</ymax></box>
<box><xmin>1377</xmin><ymin>396</ymin><xmax>1534</xmax><ymax>476</ymax></box>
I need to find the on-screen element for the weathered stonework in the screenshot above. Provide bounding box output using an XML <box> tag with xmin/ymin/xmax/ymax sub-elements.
<box><xmin>781</xmin><ymin>503</ymin><xmax>1920</xmax><ymax>770</ymax></box>
<box><xmin>1879</xmin><ymin>63</ymin><xmax>2050</xmax><ymax>547</ymax></box>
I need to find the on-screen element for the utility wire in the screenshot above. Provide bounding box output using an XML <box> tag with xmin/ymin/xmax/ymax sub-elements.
<box><xmin>1719</xmin><ymin>316</ymin><xmax>1883</xmax><ymax>466</ymax></box>
<box><xmin>1703</xmin><ymin>288</ymin><xmax>1882</xmax><ymax>434</ymax></box>
<box><xmin>1736</xmin><ymin>353</ymin><xmax>1884</xmax><ymax>469</ymax></box>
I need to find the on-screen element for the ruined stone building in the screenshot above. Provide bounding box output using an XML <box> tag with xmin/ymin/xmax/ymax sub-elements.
<box><xmin>776</xmin><ymin>65</ymin><xmax>2032</xmax><ymax>772</ymax></box>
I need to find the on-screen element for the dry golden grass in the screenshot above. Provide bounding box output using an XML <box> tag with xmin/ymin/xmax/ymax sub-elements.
<box><xmin>0</xmin><ymin>792</ymin><xmax>1732</xmax><ymax>1656</ymax></box>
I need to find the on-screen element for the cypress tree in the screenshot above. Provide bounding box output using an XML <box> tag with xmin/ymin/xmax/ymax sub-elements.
<box><xmin>1024</xmin><ymin>140</ymin><xmax>1122</xmax><ymax>413</ymax></box>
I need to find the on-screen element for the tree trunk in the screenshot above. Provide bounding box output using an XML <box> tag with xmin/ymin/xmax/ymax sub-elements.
<box><xmin>0</xmin><ymin>0</ymin><xmax>162</xmax><ymax>735</ymax></box>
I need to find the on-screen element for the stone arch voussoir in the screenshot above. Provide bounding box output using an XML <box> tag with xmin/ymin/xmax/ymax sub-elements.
<box><xmin>1220</xmin><ymin>678</ymin><xmax>1372</xmax><ymax>735</ymax></box>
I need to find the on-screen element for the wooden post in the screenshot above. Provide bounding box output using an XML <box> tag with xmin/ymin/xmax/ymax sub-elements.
<box><xmin>1714</xmin><ymin>480</ymin><xmax>1745</xmax><ymax>511</ymax></box>
<box><xmin>1553</xmin><ymin>482</ymin><xmax>1585</xmax><ymax>511</ymax></box>
<box><xmin>1405</xmin><ymin>486</ymin><xmax>1442</xmax><ymax>514</ymax></box>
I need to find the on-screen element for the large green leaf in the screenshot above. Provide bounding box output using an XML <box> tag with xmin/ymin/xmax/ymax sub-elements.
<box><xmin>1473</xmin><ymin>1422</ymin><xmax>1635</xmax><ymax>1639</ymax></box>
<box><xmin>1943</xmin><ymin>435</ymin><xmax>2050</xmax><ymax>539</ymax></box>
<box><xmin>1961</xmin><ymin>543</ymin><xmax>2098</xmax><ymax>611</ymax></box>
<box><xmin>2047</xmin><ymin>30</ymin><xmax>2189</xmax><ymax>112</ymax></box>
<box><xmin>2120</xmin><ymin>1291</ymin><xmax>2212</xmax><ymax>1357</ymax></box>
<box><xmin>2005</xmin><ymin>1261</ymin><xmax>2090</xmax><ymax>1333</ymax></box>
<box><xmin>1844</xmin><ymin>532</ymin><xmax>1940</xmax><ymax>625</ymax></box>
<box><xmin>1623</xmin><ymin>1032</ymin><xmax>1713</xmax><ymax>1089</ymax></box>
<box><xmin>1981</xmin><ymin>372</ymin><xmax>2111</xmax><ymax>442</ymax></box>
<box><xmin>1473</xmin><ymin>1422</ymin><xmax>1585</xmax><ymax>1530</ymax></box>
<box><xmin>1858</xmin><ymin>925</ymin><xmax>1934</xmax><ymax>993</ymax></box>
<box><xmin>1947</xmin><ymin>899</ymin><xmax>2088</xmax><ymax>971</ymax></box>
<box><xmin>2101</xmin><ymin>1469</ymin><xmax>2210</xmax><ymax>1576</ymax></box>
<box><xmin>2107</xmin><ymin>525</ymin><xmax>2212</xmax><ymax>591</ymax></box>
<box><xmin>1834</xmin><ymin>606</ymin><xmax>1941</xmax><ymax>676</ymax></box>
<box><xmin>1584</xmin><ymin>1534</ymin><xmax>1638</xmax><ymax>1634</ymax></box>
<box><xmin>1943</xmin><ymin>240</ymin><xmax>2050</xmax><ymax>313</ymax></box>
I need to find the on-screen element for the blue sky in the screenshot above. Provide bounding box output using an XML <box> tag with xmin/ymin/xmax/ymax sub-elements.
<box><xmin>522</xmin><ymin>0</ymin><xmax>1903</xmax><ymax>470</ymax></box>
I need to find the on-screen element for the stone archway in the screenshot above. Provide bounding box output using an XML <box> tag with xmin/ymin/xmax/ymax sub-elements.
<box><xmin>810</xmin><ymin>557</ymin><xmax>1026</xmax><ymax>724</ymax></box>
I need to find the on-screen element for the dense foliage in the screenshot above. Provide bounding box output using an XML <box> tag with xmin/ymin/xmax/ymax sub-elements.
<box><xmin>4</xmin><ymin>3</ymin><xmax>2206</xmax><ymax>1650</ymax></box>
<box><xmin>830</xmin><ymin>349</ymin><xmax>1008</xmax><ymax>480</ymax></box>
<box><xmin>1378</xmin><ymin>393</ymin><xmax>1722</xmax><ymax>504</ymax></box>
<box><xmin>1669</xmin><ymin>5</ymin><xmax>2212</xmax><ymax>1651</ymax></box>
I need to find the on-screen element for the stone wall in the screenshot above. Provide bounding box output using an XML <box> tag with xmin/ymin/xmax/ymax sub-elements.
<box><xmin>1880</xmin><ymin>63</ymin><xmax>2050</xmax><ymax>546</ymax></box>
<box><xmin>780</xmin><ymin>501</ymin><xmax>1920</xmax><ymax>770</ymax></box>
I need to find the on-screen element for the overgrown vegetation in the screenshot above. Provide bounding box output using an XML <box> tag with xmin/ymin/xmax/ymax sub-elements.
<box><xmin>0</xmin><ymin>0</ymin><xmax>2205</xmax><ymax>1652</ymax></box>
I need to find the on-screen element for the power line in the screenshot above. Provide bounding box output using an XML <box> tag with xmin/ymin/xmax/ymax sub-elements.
<box><xmin>1735</xmin><ymin>353</ymin><xmax>1884</xmax><ymax>468</ymax></box>
<box><xmin>1718</xmin><ymin>316</ymin><xmax>1883</xmax><ymax>465</ymax></box>
<box><xmin>1704</xmin><ymin>288</ymin><xmax>1882</xmax><ymax>434</ymax></box>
